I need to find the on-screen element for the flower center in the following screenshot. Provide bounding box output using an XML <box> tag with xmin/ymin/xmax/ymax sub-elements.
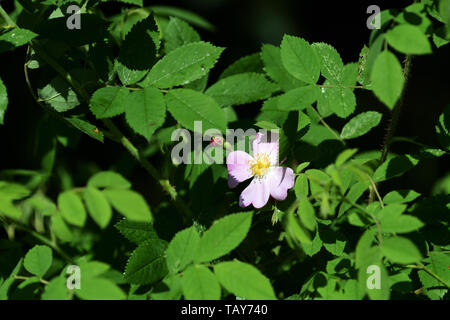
<box><xmin>249</xmin><ymin>153</ymin><xmax>271</xmax><ymax>178</ymax></box>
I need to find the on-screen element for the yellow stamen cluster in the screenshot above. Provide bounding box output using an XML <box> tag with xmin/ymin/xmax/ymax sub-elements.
<box><xmin>248</xmin><ymin>153</ymin><xmax>271</xmax><ymax>178</ymax></box>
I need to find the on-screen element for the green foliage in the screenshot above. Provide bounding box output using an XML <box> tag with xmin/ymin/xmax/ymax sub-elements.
<box><xmin>0</xmin><ymin>0</ymin><xmax>448</xmax><ymax>301</ymax></box>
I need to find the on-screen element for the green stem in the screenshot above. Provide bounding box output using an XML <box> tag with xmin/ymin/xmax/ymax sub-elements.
<box><xmin>0</xmin><ymin>5</ymin><xmax>15</xmax><ymax>26</ymax></box>
<box><xmin>315</xmin><ymin>84</ymin><xmax>366</xmax><ymax>90</ymax></box>
<box><xmin>14</xmin><ymin>275</ymin><xmax>49</xmax><ymax>285</ymax></box>
<box><xmin>406</xmin><ymin>263</ymin><xmax>450</xmax><ymax>289</ymax></box>
<box><xmin>309</xmin><ymin>106</ymin><xmax>346</xmax><ymax>146</ymax></box>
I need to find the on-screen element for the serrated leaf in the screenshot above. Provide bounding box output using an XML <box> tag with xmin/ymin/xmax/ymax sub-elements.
<box><xmin>318</xmin><ymin>86</ymin><xmax>356</xmax><ymax>118</ymax></box>
<box><xmin>219</xmin><ymin>53</ymin><xmax>263</xmax><ymax>79</ymax></box>
<box><xmin>118</xmin><ymin>14</ymin><xmax>158</xmax><ymax>70</ymax></box>
<box><xmin>166</xmin><ymin>88</ymin><xmax>227</xmax><ymax>133</ymax></box>
<box><xmin>312</xmin><ymin>42</ymin><xmax>344</xmax><ymax>82</ymax></box>
<box><xmin>115</xmin><ymin>219</ymin><xmax>157</xmax><ymax>244</ymax></box>
<box><xmin>89</xmin><ymin>87</ymin><xmax>129</xmax><ymax>119</ymax></box>
<box><xmin>278</xmin><ymin>85</ymin><xmax>320</xmax><ymax>111</ymax></box>
<box><xmin>0</xmin><ymin>77</ymin><xmax>8</xmax><ymax>124</ymax></box>
<box><xmin>140</xmin><ymin>42</ymin><xmax>223</xmax><ymax>88</ymax></box>
<box><xmin>0</xmin><ymin>28</ymin><xmax>37</xmax><ymax>53</ymax></box>
<box><xmin>88</xmin><ymin>171</ymin><xmax>131</xmax><ymax>189</ymax></box>
<box><xmin>382</xmin><ymin>237</ymin><xmax>422</xmax><ymax>264</ymax></box>
<box><xmin>116</xmin><ymin>60</ymin><xmax>148</xmax><ymax>86</ymax></box>
<box><xmin>340</xmin><ymin>111</ymin><xmax>382</xmax><ymax>139</ymax></box>
<box><xmin>205</xmin><ymin>72</ymin><xmax>278</xmax><ymax>107</ymax></box>
<box><xmin>194</xmin><ymin>212</ymin><xmax>253</xmax><ymax>263</ymax></box>
<box><xmin>386</xmin><ymin>25</ymin><xmax>431</xmax><ymax>55</ymax></box>
<box><xmin>65</xmin><ymin>117</ymin><xmax>104</xmax><ymax>142</ymax></box>
<box><xmin>181</xmin><ymin>265</ymin><xmax>220</xmax><ymax>300</ymax></box>
<box><xmin>373</xmin><ymin>154</ymin><xmax>419</xmax><ymax>182</ymax></box>
<box><xmin>280</xmin><ymin>35</ymin><xmax>320</xmax><ymax>84</ymax></box>
<box><xmin>103</xmin><ymin>189</ymin><xmax>152</xmax><ymax>222</ymax></box>
<box><xmin>371</xmin><ymin>51</ymin><xmax>404</xmax><ymax>109</ymax></box>
<box><xmin>214</xmin><ymin>260</ymin><xmax>276</xmax><ymax>300</ymax></box>
<box><xmin>166</xmin><ymin>226</ymin><xmax>200</xmax><ymax>273</ymax></box>
<box><xmin>164</xmin><ymin>17</ymin><xmax>201</xmax><ymax>53</ymax></box>
<box><xmin>125</xmin><ymin>86</ymin><xmax>166</xmax><ymax>141</ymax></box>
<box><xmin>83</xmin><ymin>186</ymin><xmax>112</xmax><ymax>229</ymax></box>
<box><xmin>124</xmin><ymin>239</ymin><xmax>168</xmax><ymax>285</ymax></box>
<box><xmin>261</xmin><ymin>44</ymin><xmax>305</xmax><ymax>92</ymax></box>
<box><xmin>301</xmin><ymin>231</ymin><xmax>322</xmax><ymax>257</ymax></box>
<box><xmin>24</xmin><ymin>245</ymin><xmax>52</xmax><ymax>278</ymax></box>
<box><xmin>58</xmin><ymin>191</ymin><xmax>87</xmax><ymax>227</ymax></box>
<box><xmin>38</xmin><ymin>76</ymin><xmax>80</xmax><ymax>112</ymax></box>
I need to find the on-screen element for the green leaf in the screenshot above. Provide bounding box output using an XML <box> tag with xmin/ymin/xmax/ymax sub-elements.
<box><xmin>214</xmin><ymin>260</ymin><xmax>276</xmax><ymax>300</ymax></box>
<box><xmin>50</xmin><ymin>212</ymin><xmax>72</xmax><ymax>242</ymax></box>
<box><xmin>312</xmin><ymin>42</ymin><xmax>344</xmax><ymax>82</ymax></box>
<box><xmin>125</xmin><ymin>86</ymin><xmax>166</xmax><ymax>141</ymax></box>
<box><xmin>38</xmin><ymin>76</ymin><xmax>80</xmax><ymax>112</ymax></box>
<box><xmin>164</xmin><ymin>17</ymin><xmax>201</xmax><ymax>53</ymax></box>
<box><xmin>0</xmin><ymin>198</ymin><xmax>22</xmax><ymax>220</ymax></box>
<box><xmin>88</xmin><ymin>171</ymin><xmax>131</xmax><ymax>189</ymax></box>
<box><xmin>355</xmin><ymin>228</ymin><xmax>377</xmax><ymax>269</ymax></box>
<box><xmin>166</xmin><ymin>88</ymin><xmax>227</xmax><ymax>133</ymax></box>
<box><xmin>83</xmin><ymin>186</ymin><xmax>112</xmax><ymax>229</ymax></box>
<box><xmin>301</xmin><ymin>231</ymin><xmax>322</xmax><ymax>257</ymax></box>
<box><xmin>219</xmin><ymin>53</ymin><xmax>263</xmax><ymax>79</ymax></box>
<box><xmin>194</xmin><ymin>212</ymin><xmax>253</xmax><ymax>263</ymax></box>
<box><xmin>205</xmin><ymin>73</ymin><xmax>278</xmax><ymax>107</ymax></box>
<box><xmin>382</xmin><ymin>237</ymin><xmax>422</xmax><ymax>264</ymax></box>
<box><xmin>294</xmin><ymin>173</ymin><xmax>309</xmax><ymax>199</ymax></box>
<box><xmin>318</xmin><ymin>85</ymin><xmax>356</xmax><ymax>118</ymax></box>
<box><xmin>116</xmin><ymin>60</ymin><xmax>148</xmax><ymax>86</ymax></box>
<box><xmin>104</xmin><ymin>189</ymin><xmax>152</xmax><ymax>222</ymax></box>
<box><xmin>124</xmin><ymin>239</ymin><xmax>168</xmax><ymax>285</ymax></box>
<box><xmin>24</xmin><ymin>245</ymin><xmax>52</xmax><ymax>278</ymax></box>
<box><xmin>0</xmin><ymin>77</ymin><xmax>8</xmax><ymax>124</ymax></box>
<box><xmin>340</xmin><ymin>111</ymin><xmax>382</xmax><ymax>139</ymax></box>
<box><xmin>418</xmin><ymin>252</ymin><xmax>450</xmax><ymax>300</ymax></box>
<box><xmin>58</xmin><ymin>191</ymin><xmax>87</xmax><ymax>227</ymax></box>
<box><xmin>285</xmin><ymin>211</ymin><xmax>311</xmax><ymax>244</ymax></box>
<box><xmin>149</xmin><ymin>5</ymin><xmax>215</xmax><ymax>31</ymax></box>
<box><xmin>65</xmin><ymin>117</ymin><xmax>104</xmax><ymax>142</ymax></box>
<box><xmin>373</xmin><ymin>154</ymin><xmax>419</xmax><ymax>182</ymax></box>
<box><xmin>0</xmin><ymin>28</ymin><xmax>37</xmax><ymax>53</ymax></box>
<box><xmin>181</xmin><ymin>265</ymin><xmax>221</xmax><ymax>300</ymax></box>
<box><xmin>118</xmin><ymin>14</ymin><xmax>158</xmax><ymax>70</ymax></box>
<box><xmin>386</xmin><ymin>25</ymin><xmax>431</xmax><ymax>55</ymax></box>
<box><xmin>115</xmin><ymin>219</ymin><xmax>158</xmax><ymax>244</ymax></box>
<box><xmin>89</xmin><ymin>87</ymin><xmax>129</xmax><ymax>119</ymax></box>
<box><xmin>260</xmin><ymin>44</ymin><xmax>305</xmax><ymax>91</ymax></box>
<box><xmin>380</xmin><ymin>213</ymin><xmax>424</xmax><ymax>234</ymax></box>
<box><xmin>256</xmin><ymin>96</ymin><xmax>289</xmax><ymax>126</ymax></box>
<box><xmin>140</xmin><ymin>42</ymin><xmax>223</xmax><ymax>88</ymax></box>
<box><xmin>280</xmin><ymin>35</ymin><xmax>320</xmax><ymax>84</ymax></box>
<box><xmin>298</xmin><ymin>198</ymin><xmax>316</xmax><ymax>231</ymax></box>
<box><xmin>76</xmin><ymin>278</ymin><xmax>126</xmax><ymax>300</ymax></box>
<box><xmin>278</xmin><ymin>85</ymin><xmax>320</xmax><ymax>111</ymax></box>
<box><xmin>42</xmin><ymin>276</ymin><xmax>70</xmax><ymax>300</ymax></box>
<box><xmin>371</xmin><ymin>51</ymin><xmax>404</xmax><ymax>109</ymax></box>
<box><xmin>383</xmin><ymin>189</ymin><xmax>421</xmax><ymax>204</ymax></box>
<box><xmin>166</xmin><ymin>226</ymin><xmax>200</xmax><ymax>273</ymax></box>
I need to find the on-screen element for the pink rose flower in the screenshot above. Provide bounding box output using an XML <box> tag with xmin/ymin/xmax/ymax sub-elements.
<box><xmin>226</xmin><ymin>132</ymin><xmax>294</xmax><ymax>208</ymax></box>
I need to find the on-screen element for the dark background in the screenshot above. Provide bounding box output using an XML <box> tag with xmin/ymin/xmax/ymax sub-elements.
<box><xmin>1</xmin><ymin>0</ymin><xmax>449</xmax><ymax>197</ymax></box>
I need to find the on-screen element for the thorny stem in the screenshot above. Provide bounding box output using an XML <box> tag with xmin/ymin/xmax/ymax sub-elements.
<box><xmin>380</xmin><ymin>55</ymin><xmax>412</xmax><ymax>163</ymax></box>
<box><xmin>406</xmin><ymin>263</ymin><xmax>450</xmax><ymax>289</ymax></box>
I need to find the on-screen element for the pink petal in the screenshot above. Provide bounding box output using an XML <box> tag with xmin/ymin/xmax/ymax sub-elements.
<box><xmin>226</xmin><ymin>151</ymin><xmax>254</xmax><ymax>188</ymax></box>
<box><xmin>239</xmin><ymin>178</ymin><xmax>271</xmax><ymax>209</ymax></box>
<box><xmin>268</xmin><ymin>167</ymin><xmax>295</xmax><ymax>201</ymax></box>
<box><xmin>252</xmin><ymin>132</ymin><xmax>279</xmax><ymax>165</ymax></box>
